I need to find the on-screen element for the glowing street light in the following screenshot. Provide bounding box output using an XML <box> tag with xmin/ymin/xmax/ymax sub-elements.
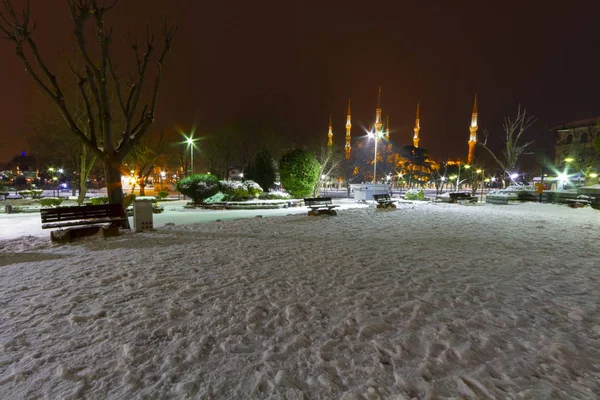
<box><xmin>456</xmin><ymin>163</ymin><xmax>470</xmax><ymax>192</ymax></box>
<box><xmin>187</xmin><ymin>137</ymin><xmax>195</xmax><ymax>175</ymax></box>
<box><xmin>367</xmin><ymin>128</ymin><xmax>385</xmax><ymax>183</ymax></box>
<box><xmin>476</xmin><ymin>169</ymin><xmax>484</xmax><ymax>202</ymax></box>
<box><xmin>181</xmin><ymin>131</ymin><xmax>199</xmax><ymax>176</ymax></box>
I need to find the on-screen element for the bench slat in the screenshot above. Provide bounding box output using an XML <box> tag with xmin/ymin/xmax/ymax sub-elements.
<box><xmin>40</xmin><ymin>204</ymin><xmax>126</xmax><ymax>229</ymax></box>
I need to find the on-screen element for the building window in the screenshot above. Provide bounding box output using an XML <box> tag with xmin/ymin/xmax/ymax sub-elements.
<box><xmin>565</xmin><ymin>134</ymin><xmax>573</xmax><ymax>144</ymax></box>
<box><xmin>580</xmin><ymin>132</ymin><xmax>589</xmax><ymax>143</ymax></box>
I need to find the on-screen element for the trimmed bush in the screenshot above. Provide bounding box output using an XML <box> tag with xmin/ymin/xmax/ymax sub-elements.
<box><xmin>18</xmin><ymin>190</ymin><xmax>32</xmax><ymax>198</ymax></box>
<box><xmin>218</xmin><ymin>181</ymin><xmax>249</xmax><ymax>201</ymax></box>
<box><xmin>259</xmin><ymin>191</ymin><xmax>291</xmax><ymax>200</ymax></box>
<box><xmin>404</xmin><ymin>189</ymin><xmax>425</xmax><ymax>201</ymax></box>
<box><xmin>31</xmin><ymin>189</ymin><xmax>44</xmax><ymax>198</ymax></box>
<box><xmin>90</xmin><ymin>196</ymin><xmax>109</xmax><ymax>205</ymax></box>
<box><xmin>176</xmin><ymin>174</ymin><xmax>220</xmax><ymax>204</ymax></box>
<box><xmin>279</xmin><ymin>149</ymin><xmax>320</xmax><ymax>198</ymax></box>
<box><xmin>243</xmin><ymin>180</ymin><xmax>263</xmax><ymax>197</ymax></box>
<box><xmin>157</xmin><ymin>190</ymin><xmax>169</xmax><ymax>199</ymax></box>
<box><xmin>40</xmin><ymin>197</ymin><xmax>64</xmax><ymax>207</ymax></box>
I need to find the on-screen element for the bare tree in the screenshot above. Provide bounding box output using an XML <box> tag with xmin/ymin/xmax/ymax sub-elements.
<box><xmin>479</xmin><ymin>105</ymin><xmax>536</xmax><ymax>187</ymax></box>
<box><xmin>123</xmin><ymin>131</ymin><xmax>171</xmax><ymax>196</ymax></box>
<box><xmin>0</xmin><ymin>0</ymin><xmax>176</xmax><ymax>225</ymax></box>
<box><xmin>311</xmin><ymin>143</ymin><xmax>343</xmax><ymax>197</ymax></box>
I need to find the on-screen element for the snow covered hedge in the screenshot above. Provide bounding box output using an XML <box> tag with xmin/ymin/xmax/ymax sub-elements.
<box><xmin>39</xmin><ymin>197</ymin><xmax>64</xmax><ymax>207</ymax></box>
<box><xmin>218</xmin><ymin>180</ymin><xmax>263</xmax><ymax>201</ymax></box>
<box><xmin>404</xmin><ymin>189</ymin><xmax>425</xmax><ymax>200</ymax></box>
<box><xmin>176</xmin><ymin>174</ymin><xmax>220</xmax><ymax>204</ymax></box>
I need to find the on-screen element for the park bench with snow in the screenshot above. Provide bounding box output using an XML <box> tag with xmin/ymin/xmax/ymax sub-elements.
<box><xmin>304</xmin><ymin>197</ymin><xmax>339</xmax><ymax>216</ymax></box>
<box><xmin>373</xmin><ymin>193</ymin><xmax>397</xmax><ymax>209</ymax></box>
<box><xmin>40</xmin><ymin>203</ymin><xmax>127</xmax><ymax>242</ymax></box>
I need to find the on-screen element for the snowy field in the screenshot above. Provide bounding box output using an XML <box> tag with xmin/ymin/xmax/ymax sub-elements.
<box><xmin>1</xmin><ymin>201</ymin><xmax>599</xmax><ymax>399</ymax></box>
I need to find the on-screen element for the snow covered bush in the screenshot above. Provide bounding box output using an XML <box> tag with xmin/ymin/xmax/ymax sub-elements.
<box><xmin>404</xmin><ymin>189</ymin><xmax>425</xmax><ymax>201</ymax></box>
<box><xmin>218</xmin><ymin>180</ymin><xmax>249</xmax><ymax>201</ymax></box>
<box><xmin>18</xmin><ymin>190</ymin><xmax>32</xmax><ymax>198</ymax></box>
<box><xmin>176</xmin><ymin>174</ymin><xmax>220</xmax><ymax>204</ymax></box>
<box><xmin>243</xmin><ymin>180</ymin><xmax>263</xmax><ymax>197</ymax></box>
<box><xmin>39</xmin><ymin>197</ymin><xmax>64</xmax><ymax>207</ymax></box>
<box><xmin>260</xmin><ymin>191</ymin><xmax>291</xmax><ymax>200</ymax></box>
<box><xmin>31</xmin><ymin>189</ymin><xmax>43</xmax><ymax>198</ymax></box>
<box><xmin>157</xmin><ymin>190</ymin><xmax>169</xmax><ymax>199</ymax></box>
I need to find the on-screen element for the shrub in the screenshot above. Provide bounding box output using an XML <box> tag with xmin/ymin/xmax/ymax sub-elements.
<box><xmin>218</xmin><ymin>180</ymin><xmax>249</xmax><ymax>201</ymax></box>
<box><xmin>124</xmin><ymin>193</ymin><xmax>136</xmax><ymax>209</ymax></box>
<box><xmin>157</xmin><ymin>190</ymin><xmax>169</xmax><ymax>199</ymax></box>
<box><xmin>40</xmin><ymin>197</ymin><xmax>64</xmax><ymax>207</ymax></box>
<box><xmin>243</xmin><ymin>180</ymin><xmax>263</xmax><ymax>197</ymax></box>
<box><xmin>279</xmin><ymin>149</ymin><xmax>320</xmax><ymax>198</ymax></box>
<box><xmin>18</xmin><ymin>190</ymin><xmax>32</xmax><ymax>198</ymax></box>
<box><xmin>251</xmin><ymin>149</ymin><xmax>276</xmax><ymax>191</ymax></box>
<box><xmin>404</xmin><ymin>189</ymin><xmax>425</xmax><ymax>201</ymax></box>
<box><xmin>176</xmin><ymin>174</ymin><xmax>220</xmax><ymax>204</ymax></box>
<box><xmin>259</xmin><ymin>191</ymin><xmax>291</xmax><ymax>200</ymax></box>
<box><xmin>31</xmin><ymin>189</ymin><xmax>44</xmax><ymax>198</ymax></box>
<box><xmin>90</xmin><ymin>196</ymin><xmax>109</xmax><ymax>205</ymax></box>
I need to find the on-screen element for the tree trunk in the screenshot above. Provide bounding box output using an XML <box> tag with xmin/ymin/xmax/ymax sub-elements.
<box><xmin>139</xmin><ymin>182</ymin><xmax>146</xmax><ymax>196</ymax></box>
<box><xmin>77</xmin><ymin>148</ymin><xmax>87</xmax><ymax>204</ymax></box>
<box><xmin>77</xmin><ymin>172</ymin><xmax>88</xmax><ymax>204</ymax></box>
<box><xmin>104</xmin><ymin>160</ymin><xmax>130</xmax><ymax>229</ymax></box>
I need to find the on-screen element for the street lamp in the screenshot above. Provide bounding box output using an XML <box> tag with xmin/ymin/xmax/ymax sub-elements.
<box><xmin>456</xmin><ymin>164</ymin><xmax>470</xmax><ymax>192</ymax></box>
<box><xmin>187</xmin><ymin>137</ymin><xmax>194</xmax><ymax>175</ymax></box>
<box><xmin>367</xmin><ymin>129</ymin><xmax>385</xmax><ymax>183</ymax></box>
<box><xmin>476</xmin><ymin>169</ymin><xmax>484</xmax><ymax>202</ymax></box>
<box><xmin>449</xmin><ymin>174</ymin><xmax>457</xmax><ymax>191</ymax></box>
<box><xmin>181</xmin><ymin>132</ymin><xmax>198</xmax><ymax>176</ymax></box>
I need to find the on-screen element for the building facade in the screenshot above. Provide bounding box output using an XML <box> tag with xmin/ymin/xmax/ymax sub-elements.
<box><xmin>553</xmin><ymin>117</ymin><xmax>599</xmax><ymax>172</ymax></box>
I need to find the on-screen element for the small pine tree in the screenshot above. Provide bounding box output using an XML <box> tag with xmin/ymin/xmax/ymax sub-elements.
<box><xmin>251</xmin><ymin>149</ymin><xmax>276</xmax><ymax>192</ymax></box>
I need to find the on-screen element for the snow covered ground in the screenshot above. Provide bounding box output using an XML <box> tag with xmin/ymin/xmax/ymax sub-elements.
<box><xmin>0</xmin><ymin>201</ymin><xmax>599</xmax><ymax>399</ymax></box>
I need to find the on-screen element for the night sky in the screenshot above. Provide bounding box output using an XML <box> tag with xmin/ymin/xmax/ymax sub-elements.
<box><xmin>1</xmin><ymin>1</ymin><xmax>600</xmax><ymax>164</ymax></box>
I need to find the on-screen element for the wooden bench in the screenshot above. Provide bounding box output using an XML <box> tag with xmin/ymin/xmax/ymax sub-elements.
<box><xmin>303</xmin><ymin>197</ymin><xmax>339</xmax><ymax>216</ymax></box>
<box><xmin>40</xmin><ymin>203</ymin><xmax>127</xmax><ymax>242</ymax></box>
<box><xmin>373</xmin><ymin>193</ymin><xmax>396</xmax><ymax>209</ymax></box>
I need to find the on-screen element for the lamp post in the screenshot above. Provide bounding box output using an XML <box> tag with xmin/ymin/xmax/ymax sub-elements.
<box><xmin>456</xmin><ymin>164</ymin><xmax>470</xmax><ymax>192</ymax></box>
<box><xmin>476</xmin><ymin>169</ymin><xmax>484</xmax><ymax>202</ymax></box>
<box><xmin>187</xmin><ymin>137</ymin><xmax>194</xmax><ymax>175</ymax></box>
<box><xmin>367</xmin><ymin>129</ymin><xmax>385</xmax><ymax>183</ymax></box>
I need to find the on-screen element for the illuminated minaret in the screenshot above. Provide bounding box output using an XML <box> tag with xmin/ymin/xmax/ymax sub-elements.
<box><xmin>374</xmin><ymin>87</ymin><xmax>383</xmax><ymax>136</ymax></box>
<box><xmin>327</xmin><ymin>113</ymin><xmax>333</xmax><ymax>148</ymax></box>
<box><xmin>384</xmin><ymin>115</ymin><xmax>389</xmax><ymax>141</ymax></box>
<box><xmin>413</xmin><ymin>103</ymin><xmax>420</xmax><ymax>148</ymax></box>
<box><xmin>345</xmin><ymin>99</ymin><xmax>352</xmax><ymax>159</ymax></box>
<box><xmin>467</xmin><ymin>94</ymin><xmax>478</xmax><ymax>164</ymax></box>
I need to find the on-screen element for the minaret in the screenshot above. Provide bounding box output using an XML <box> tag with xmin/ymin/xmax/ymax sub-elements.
<box><xmin>467</xmin><ymin>94</ymin><xmax>478</xmax><ymax>164</ymax></box>
<box><xmin>327</xmin><ymin>113</ymin><xmax>333</xmax><ymax>148</ymax></box>
<box><xmin>385</xmin><ymin>115</ymin><xmax>390</xmax><ymax>141</ymax></box>
<box><xmin>413</xmin><ymin>103</ymin><xmax>420</xmax><ymax>148</ymax></box>
<box><xmin>345</xmin><ymin>99</ymin><xmax>351</xmax><ymax>159</ymax></box>
<box><xmin>374</xmin><ymin>87</ymin><xmax>383</xmax><ymax>136</ymax></box>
